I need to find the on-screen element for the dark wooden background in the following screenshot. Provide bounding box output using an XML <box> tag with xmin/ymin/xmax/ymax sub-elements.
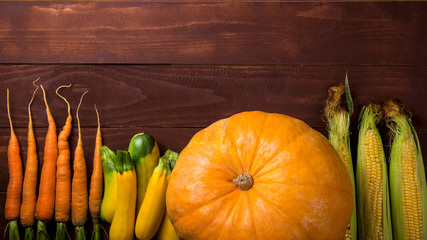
<box><xmin>0</xmin><ymin>2</ymin><xmax>426</xmax><ymax>239</ymax></box>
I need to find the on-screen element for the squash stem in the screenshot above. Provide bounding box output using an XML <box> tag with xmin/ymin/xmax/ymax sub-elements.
<box><xmin>233</xmin><ymin>172</ymin><xmax>253</xmax><ymax>191</ymax></box>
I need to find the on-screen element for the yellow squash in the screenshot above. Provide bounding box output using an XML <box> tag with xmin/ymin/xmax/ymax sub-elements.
<box><xmin>155</xmin><ymin>150</ymin><xmax>179</xmax><ymax>240</ymax></box>
<box><xmin>135</xmin><ymin>151</ymin><xmax>172</xmax><ymax>240</ymax></box>
<box><xmin>156</xmin><ymin>212</ymin><xmax>179</xmax><ymax>240</ymax></box>
<box><xmin>99</xmin><ymin>146</ymin><xmax>118</xmax><ymax>223</ymax></box>
<box><xmin>109</xmin><ymin>150</ymin><xmax>137</xmax><ymax>240</ymax></box>
<box><xmin>128</xmin><ymin>133</ymin><xmax>160</xmax><ymax>213</ymax></box>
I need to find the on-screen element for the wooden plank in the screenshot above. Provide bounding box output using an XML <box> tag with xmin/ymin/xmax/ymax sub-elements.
<box><xmin>0</xmin><ymin>2</ymin><xmax>426</xmax><ymax>64</ymax></box>
<box><xmin>0</xmin><ymin>0</ymin><xmax>423</xmax><ymax>2</ymax></box>
<box><xmin>0</xmin><ymin>65</ymin><xmax>426</xmax><ymax>129</ymax></box>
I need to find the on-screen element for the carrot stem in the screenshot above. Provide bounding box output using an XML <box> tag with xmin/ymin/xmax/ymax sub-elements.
<box><xmin>36</xmin><ymin>220</ymin><xmax>49</xmax><ymax>240</ymax></box>
<box><xmin>75</xmin><ymin>227</ymin><xmax>86</xmax><ymax>240</ymax></box>
<box><xmin>91</xmin><ymin>224</ymin><xmax>100</xmax><ymax>240</ymax></box>
<box><xmin>55</xmin><ymin>223</ymin><xmax>70</xmax><ymax>240</ymax></box>
<box><xmin>4</xmin><ymin>220</ymin><xmax>20</xmax><ymax>240</ymax></box>
<box><xmin>24</xmin><ymin>227</ymin><xmax>34</xmax><ymax>240</ymax></box>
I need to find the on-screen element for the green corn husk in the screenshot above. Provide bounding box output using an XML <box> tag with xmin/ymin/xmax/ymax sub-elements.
<box><xmin>384</xmin><ymin>100</ymin><xmax>427</xmax><ymax>240</ymax></box>
<box><xmin>356</xmin><ymin>104</ymin><xmax>392</xmax><ymax>240</ymax></box>
<box><xmin>324</xmin><ymin>74</ymin><xmax>357</xmax><ymax>240</ymax></box>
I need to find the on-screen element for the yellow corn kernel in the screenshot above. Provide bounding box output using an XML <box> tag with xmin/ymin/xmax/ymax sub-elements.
<box><xmin>364</xmin><ymin>129</ymin><xmax>384</xmax><ymax>239</ymax></box>
<box><xmin>338</xmin><ymin>142</ymin><xmax>350</xmax><ymax>174</ymax></box>
<box><xmin>385</xmin><ymin>99</ymin><xmax>426</xmax><ymax>240</ymax></box>
<box><xmin>344</xmin><ymin>223</ymin><xmax>351</xmax><ymax>240</ymax></box>
<box><xmin>402</xmin><ymin>138</ymin><xmax>422</xmax><ymax>239</ymax></box>
<box><xmin>338</xmin><ymin>142</ymin><xmax>353</xmax><ymax>240</ymax></box>
<box><xmin>325</xmin><ymin>82</ymin><xmax>357</xmax><ymax>239</ymax></box>
<box><xmin>357</xmin><ymin>104</ymin><xmax>392</xmax><ymax>240</ymax></box>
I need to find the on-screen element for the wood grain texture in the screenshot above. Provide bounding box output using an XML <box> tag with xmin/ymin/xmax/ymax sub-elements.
<box><xmin>0</xmin><ymin>2</ymin><xmax>426</xmax><ymax>64</ymax></box>
<box><xmin>0</xmin><ymin>65</ymin><xmax>425</xmax><ymax>129</ymax></box>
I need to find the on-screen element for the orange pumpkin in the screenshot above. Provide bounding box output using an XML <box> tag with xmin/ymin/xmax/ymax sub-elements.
<box><xmin>166</xmin><ymin>111</ymin><xmax>353</xmax><ymax>240</ymax></box>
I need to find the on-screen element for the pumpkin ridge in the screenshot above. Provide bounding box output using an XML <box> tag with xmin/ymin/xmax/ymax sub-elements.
<box><xmin>173</xmin><ymin>189</ymin><xmax>240</xmax><ymax>240</ymax></box>
<box><xmin>251</xmin><ymin>187</ymin><xmax>307</xmax><ymax>238</ymax></box>
<box><xmin>251</xmin><ymin>127</ymin><xmax>313</xmax><ymax>179</ymax></box>
<box><xmin>292</xmin><ymin>184</ymin><xmax>353</xmax><ymax>196</ymax></box>
<box><xmin>215</xmin><ymin>191</ymin><xmax>245</xmax><ymax>240</ymax></box>
<box><xmin>246</xmin><ymin>191</ymin><xmax>257</xmax><ymax>240</ymax></box>
<box><xmin>220</xmin><ymin>118</ymin><xmax>248</xmax><ymax>176</ymax></box>
<box><xmin>244</xmin><ymin>112</ymin><xmax>269</xmax><ymax>173</ymax></box>
<box><xmin>187</xmin><ymin>146</ymin><xmax>239</xmax><ymax>178</ymax></box>
<box><xmin>216</xmin><ymin>191</ymin><xmax>256</xmax><ymax>240</ymax></box>
<box><xmin>255</xmin><ymin>182</ymin><xmax>353</xmax><ymax>197</ymax></box>
<box><xmin>173</xmin><ymin>185</ymin><xmax>238</xmax><ymax>224</ymax></box>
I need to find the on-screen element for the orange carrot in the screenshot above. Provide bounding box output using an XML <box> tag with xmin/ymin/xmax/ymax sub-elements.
<box><xmin>54</xmin><ymin>84</ymin><xmax>73</xmax><ymax>240</ymax></box>
<box><xmin>20</xmin><ymin>80</ymin><xmax>39</xmax><ymax>240</ymax></box>
<box><xmin>36</xmin><ymin>84</ymin><xmax>59</xmax><ymax>240</ymax></box>
<box><xmin>89</xmin><ymin>104</ymin><xmax>103</xmax><ymax>240</ymax></box>
<box><xmin>72</xmin><ymin>91</ymin><xmax>88</xmax><ymax>240</ymax></box>
<box><xmin>4</xmin><ymin>88</ymin><xmax>23</xmax><ymax>240</ymax></box>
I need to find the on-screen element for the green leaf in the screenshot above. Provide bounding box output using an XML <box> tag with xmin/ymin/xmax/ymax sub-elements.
<box><xmin>345</xmin><ymin>71</ymin><xmax>354</xmax><ymax>117</ymax></box>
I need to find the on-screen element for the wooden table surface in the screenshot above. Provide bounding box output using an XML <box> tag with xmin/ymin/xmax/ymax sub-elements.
<box><xmin>0</xmin><ymin>1</ymin><xmax>426</xmax><ymax>239</ymax></box>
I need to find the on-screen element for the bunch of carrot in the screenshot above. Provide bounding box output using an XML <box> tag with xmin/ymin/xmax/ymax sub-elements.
<box><xmin>4</xmin><ymin>81</ymin><xmax>103</xmax><ymax>240</ymax></box>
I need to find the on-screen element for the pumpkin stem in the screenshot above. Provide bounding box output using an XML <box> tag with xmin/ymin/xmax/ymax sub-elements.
<box><xmin>233</xmin><ymin>172</ymin><xmax>253</xmax><ymax>191</ymax></box>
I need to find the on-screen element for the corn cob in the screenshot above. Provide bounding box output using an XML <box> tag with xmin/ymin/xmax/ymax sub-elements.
<box><xmin>384</xmin><ymin>100</ymin><xmax>427</xmax><ymax>240</ymax></box>
<box><xmin>324</xmin><ymin>78</ymin><xmax>357</xmax><ymax>240</ymax></box>
<box><xmin>356</xmin><ymin>104</ymin><xmax>392</xmax><ymax>240</ymax></box>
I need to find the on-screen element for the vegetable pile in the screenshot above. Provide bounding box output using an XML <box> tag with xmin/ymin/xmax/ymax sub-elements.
<box><xmin>4</xmin><ymin>81</ymin><xmax>181</xmax><ymax>240</ymax></box>
<box><xmin>3</xmin><ymin>75</ymin><xmax>426</xmax><ymax>240</ymax></box>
